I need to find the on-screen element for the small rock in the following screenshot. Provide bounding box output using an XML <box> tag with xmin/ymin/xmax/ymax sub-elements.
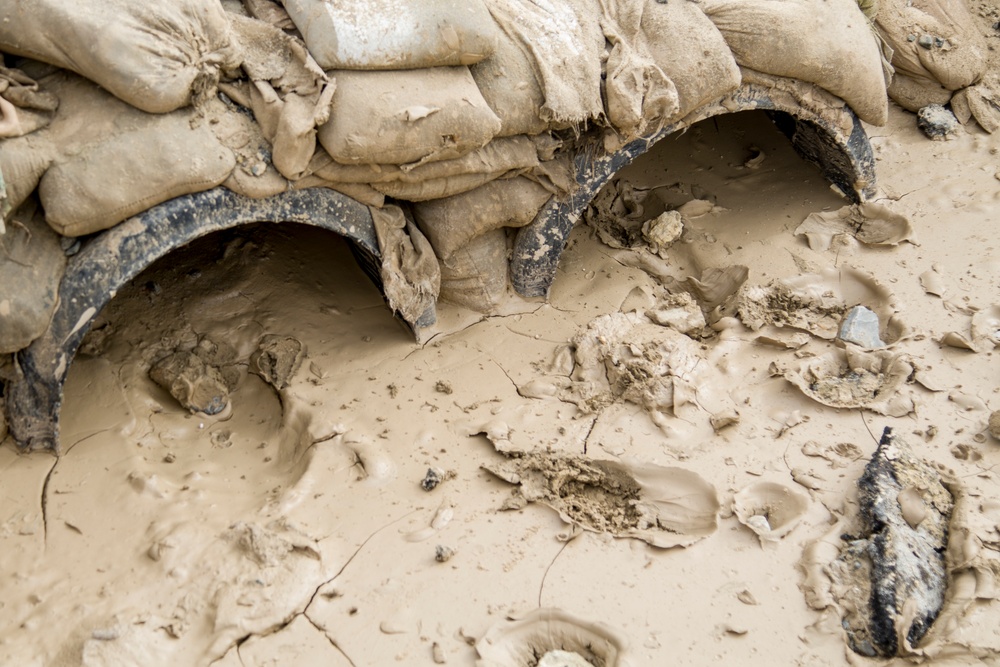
<box><xmin>988</xmin><ymin>410</ymin><xmax>1000</xmax><ymax>440</ymax></box>
<box><xmin>421</xmin><ymin>467</ymin><xmax>443</xmax><ymax>491</ymax></box>
<box><xmin>642</xmin><ymin>211</ymin><xmax>683</xmax><ymax>255</ymax></box>
<box><xmin>917</xmin><ymin>104</ymin><xmax>959</xmax><ymax>141</ymax></box>
<box><xmin>917</xmin><ymin>34</ymin><xmax>934</xmax><ymax>49</ymax></box>
<box><xmin>434</xmin><ymin>545</ymin><xmax>456</xmax><ymax>563</ymax></box>
<box><xmin>838</xmin><ymin>306</ymin><xmax>885</xmax><ymax>349</ymax></box>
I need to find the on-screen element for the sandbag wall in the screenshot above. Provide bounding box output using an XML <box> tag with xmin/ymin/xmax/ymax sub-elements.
<box><xmin>0</xmin><ymin>0</ymin><xmax>897</xmax><ymax>356</ymax></box>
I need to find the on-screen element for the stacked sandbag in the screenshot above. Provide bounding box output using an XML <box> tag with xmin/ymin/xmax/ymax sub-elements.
<box><xmin>282</xmin><ymin>0</ymin><xmax>499</xmax><ymax>70</ymax></box>
<box><xmin>700</xmin><ymin>0</ymin><xmax>890</xmax><ymax>125</ymax></box>
<box><xmin>0</xmin><ymin>0</ymin><xmax>239</xmax><ymax>114</ymax></box>
<box><xmin>412</xmin><ymin>176</ymin><xmax>553</xmax><ymax>310</ymax></box>
<box><xmin>874</xmin><ymin>0</ymin><xmax>988</xmax><ymax>114</ymax></box>
<box><xmin>0</xmin><ymin>198</ymin><xmax>66</xmax><ymax>354</ymax></box>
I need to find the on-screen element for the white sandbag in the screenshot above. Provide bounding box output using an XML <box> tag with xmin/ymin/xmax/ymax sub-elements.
<box><xmin>438</xmin><ymin>228</ymin><xmax>509</xmax><ymax>312</ymax></box>
<box><xmin>318</xmin><ymin>67</ymin><xmax>502</xmax><ymax>166</ymax></box>
<box><xmin>639</xmin><ymin>0</ymin><xmax>742</xmax><ymax>119</ymax></box>
<box><xmin>0</xmin><ymin>199</ymin><xmax>66</xmax><ymax>353</ymax></box>
<box><xmin>282</xmin><ymin>0</ymin><xmax>498</xmax><ymax>70</ymax></box>
<box><xmin>0</xmin><ymin>0</ymin><xmax>239</xmax><ymax>114</ymax></box>
<box><xmin>479</xmin><ymin>0</ymin><xmax>605</xmax><ymax>129</ymax></box>
<box><xmin>876</xmin><ymin>0</ymin><xmax>987</xmax><ymax>111</ymax></box>
<box><xmin>412</xmin><ymin>176</ymin><xmax>550</xmax><ymax>260</ymax></box>
<box><xmin>700</xmin><ymin>0</ymin><xmax>889</xmax><ymax>125</ymax></box>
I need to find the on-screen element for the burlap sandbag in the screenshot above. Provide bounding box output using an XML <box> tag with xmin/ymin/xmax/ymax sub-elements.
<box><xmin>0</xmin><ymin>0</ymin><xmax>239</xmax><ymax>114</ymax></box>
<box><xmin>700</xmin><ymin>0</ymin><xmax>889</xmax><ymax>125</ymax></box>
<box><xmin>282</xmin><ymin>0</ymin><xmax>498</xmax><ymax>70</ymax></box>
<box><xmin>18</xmin><ymin>72</ymin><xmax>236</xmax><ymax>236</ymax></box>
<box><xmin>318</xmin><ymin>67</ymin><xmax>502</xmax><ymax>166</ymax></box>
<box><xmin>412</xmin><ymin>176</ymin><xmax>550</xmax><ymax>260</ymax></box>
<box><xmin>0</xmin><ymin>199</ymin><xmax>66</xmax><ymax>353</ymax></box>
<box><xmin>640</xmin><ymin>0</ymin><xmax>742</xmax><ymax>119</ymax></box>
<box><xmin>876</xmin><ymin>0</ymin><xmax>987</xmax><ymax>111</ymax></box>
<box><xmin>438</xmin><ymin>228</ymin><xmax>509</xmax><ymax>312</ymax></box>
<box><xmin>477</xmin><ymin>0</ymin><xmax>605</xmax><ymax>130</ymax></box>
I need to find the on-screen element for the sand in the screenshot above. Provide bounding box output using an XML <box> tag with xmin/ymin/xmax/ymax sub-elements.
<box><xmin>2</xmin><ymin>101</ymin><xmax>1000</xmax><ymax>665</ymax></box>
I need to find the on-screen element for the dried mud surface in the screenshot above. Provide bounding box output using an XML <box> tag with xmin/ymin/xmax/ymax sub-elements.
<box><xmin>2</xmin><ymin>106</ymin><xmax>1000</xmax><ymax>666</ymax></box>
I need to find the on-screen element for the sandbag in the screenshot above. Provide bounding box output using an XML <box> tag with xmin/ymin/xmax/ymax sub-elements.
<box><xmin>318</xmin><ymin>67</ymin><xmax>502</xmax><ymax>166</ymax></box>
<box><xmin>370</xmin><ymin>205</ymin><xmax>440</xmax><ymax>325</ymax></box>
<box><xmin>639</xmin><ymin>0</ymin><xmax>742</xmax><ymax>119</ymax></box>
<box><xmin>412</xmin><ymin>176</ymin><xmax>551</xmax><ymax>260</ymax></box>
<box><xmin>876</xmin><ymin>0</ymin><xmax>987</xmax><ymax>111</ymax></box>
<box><xmin>0</xmin><ymin>135</ymin><xmax>56</xmax><ymax>219</ymax></box>
<box><xmin>700</xmin><ymin>0</ymin><xmax>889</xmax><ymax>125</ymax></box>
<box><xmin>438</xmin><ymin>228</ymin><xmax>509</xmax><ymax>312</ymax></box>
<box><xmin>281</xmin><ymin>0</ymin><xmax>498</xmax><ymax>70</ymax></box>
<box><xmin>0</xmin><ymin>199</ymin><xmax>66</xmax><ymax>353</ymax></box>
<box><xmin>599</xmin><ymin>0</ymin><xmax>680</xmax><ymax>137</ymax></box>
<box><xmin>40</xmin><ymin>113</ymin><xmax>236</xmax><ymax>236</ymax></box>
<box><xmin>0</xmin><ymin>0</ymin><xmax>239</xmax><ymax>114</ymax></box>
<box><xmin>479</xmin><ymin>0</ymin><xmax>605</xmax><ymax>129</ymax></box>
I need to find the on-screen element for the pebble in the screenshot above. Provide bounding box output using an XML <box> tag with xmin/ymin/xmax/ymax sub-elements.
<box><xmin>917</xmin><ymin>105</ymin><xmax>960</xmax><ymax>141</ymax></box>
<box><xmin>838</xmin><ymin>306</ymin><xmax>885</xmax><ymax>348</ymax></box>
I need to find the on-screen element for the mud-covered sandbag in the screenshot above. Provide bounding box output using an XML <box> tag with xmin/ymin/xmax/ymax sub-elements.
<box><xmin>876</xmin><ymin>0</ymin><xmax>987</xmax><ymax>111</ymax></box>
<box><xmin>0</xmin><ymin>199</ymin><xmax>66</xmax><ymax>353</ymax></box>
<box><xmin>282</xmin><ymin>0</ymin><xmax>498</xmax><ymax>70</ymax></box>
<box><xmin>412</xmin><ymin>176</ymin><xmax>550</xmax><ymax>260</ymax></box>
<box><xmin>700</xmin><ymin>0</ymin><xmax>889</xmax><ymax>125</ymax></box>
<box><xmin>0</xmin><ymin>135</ymin><xmax>56</xmax><ymax>219</ymax></box>
<box><xmin>438</xmin><ymin>228</ymin><xmax>509</xmax><ymax>312</ymax></box>
<box><xmin>20</xmin><ymin>73</ymin><xmax>236</xmax><ymax>236</ymax></box>
<box><xmin>39</xmin><ymin>111</ymin><xmax>236</xmax><ymax>237</ymax></box>
<box><xmin>318</xmin><ymin>67</ymin><xmax>502</xmax><ymax>166</ymax></box>
<box><xmin>370</xmin><ymin>205</ymin><xmax>440</xmax><ymax>325</ymax></box>
<box><xmin>640</xmin><ymin>0</ymin><xmax>742</xmax><ymax>119</ymax></box>
<box><xmin>0</xmin><ymin>64</ymin><xmax>60</xmax><ymax>139</ymax></box>
<box><xmin>0</xmin><ymin>0</ymin><xmax>239</xmax><ymax>114</ymax></box>
<box><xmin>477</xmin><ymin>0</ymin><xmax>605</xmax><ymax>130</ymax></box>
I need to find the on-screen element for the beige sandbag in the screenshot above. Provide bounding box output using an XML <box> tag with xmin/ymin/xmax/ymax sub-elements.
<box><xmin>438</xmin><ymin>228</ymin><xmax>509</xmax><ymax>312</ymax></box>
<box><xmin>639</xmin><ymin>0</ymin><xmax>742</xmax><ymax>119</ymax></box>
<box><xmin>373</xmin><ymin>171</ymin><xmax>512</xmax><ymax>203</ymax></box>
<box><xmin>39</xmin><ymin>112</ymin><xmax>236</xmax><ymax>237</ymax></box>
<box><xmin>412</xmin><ymin>176</ymin><xmax>550</xmax><ymax>260</ymax></box>
<box><xmin>876</xmin><ymin>0</ymin><xmax>987</xmax><ymax>110</ymax></box>
<box><xmin>0</xmin><ymin>0</ymin><xmax>239</xmax><ymax>114</ymax></box>
<box><xmin>370</xmin><ymin>205</ymin><xmax>440</xmax><ymax>324</ymax></box>
<box><xmin>599</xmin><ymin>0</ymin><xmax>680</xmax><ymax>137</ymax></box>
<box><xmin>282</xmin><ymin>0</ymin><xmax>498</xmax><ymax>71</ymax></box>
<box><xmin>700</xmin><ymin>0</ymin><xmax>889</xmax><ymax>125</ymax></box>
<box><xmin>0</xmin><ymin>135</ymin><xmax>56</xmax><ymax>219</ymax></box>
<box><xmin>318</xmin><ymin>67</ymin><xmax>502</xmax><ymax>166</ymax></box>
<box><xmin>311</xmin><ymin>135</ymin><xmax>540</xmax><ymax>185</ymax></box>
<box><xmin>0</xmin><ymin>199</ymin><xmax>66</xmax><ymax>353</ymax></box>
<box><xmin>478</xmin><ymin>0</ymin><xmax>605</xmax><ymax>129</ymax></box>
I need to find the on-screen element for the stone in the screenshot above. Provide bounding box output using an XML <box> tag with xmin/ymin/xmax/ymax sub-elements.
<box><xmin>838</xmin><ymin>305</ymin><xmax>885</xmax><ymax>348</ymax></box>
<box><xmin>917</xmin><ymin>104</ymin><xmax>960</xmax><ymax>141</ymax></box>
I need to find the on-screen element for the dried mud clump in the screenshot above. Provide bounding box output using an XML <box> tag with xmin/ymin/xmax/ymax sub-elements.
<box><xmin>148</xmin><ymin>335</ymin><xmax>241</xmax><ymax>414</ymax></box>
<box><xmin>832</xmin><ymin>428</ymin><xmax>953</xmax><ymax>657</ymax></box>
<box><xmin>250</xmin><ymin>334</ymin><xmax>304</xmax><ymax>390</ymax></box>
<box><xmin>483</xmin><ymin>446</ymin><xmax>718</xmax><ymax>549</ymax></box>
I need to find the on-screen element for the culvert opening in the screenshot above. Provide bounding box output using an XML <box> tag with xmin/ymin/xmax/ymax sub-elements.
<box><xmin>62</xmin><ymin>222</ymin><xmax>406</xmax><ymax>444</ymax></box>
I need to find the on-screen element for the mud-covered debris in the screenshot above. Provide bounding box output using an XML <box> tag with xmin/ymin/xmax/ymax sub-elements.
<box><xmin>422</xmin><ymin>467</ymin><xmax>444</xmax><ymax>491</ymax></box>
<box><xmin>483</xmin><ymin>446</ymin><xmax>718</xmax><ymax>549</ymax></box>
<box><xmin>646</xmin><ymin>292</ymin><xmax>706</xmax><ymax>335</ymax></box>
<box><xmin>838</xmin><ymin>305</ymin><xmax>885</xmax><ymax>349</ymax></box>
<box><xmin>917</xmin><ymin>104</ymin><xmax>960</xmax><ymax>140</ymax></box>
<box><xmin>795</xmin><ymin>202</ymin><xmax>916</xmax><ymax>251</ymax></box>
<box><xmin>833</xmin><ymin>428</ymin><xmax>953</xmax><ymax>657</ymax></box>
<box><xmin>988</xmin><ymin>411</ymin><xmax>1000</xmax><ymax>440</ymax></box>
<box><xmin>641</xmin><ymin>210</ymin><xmax>683</xmax><ymax>257</ymax></box>
<box><xmin>149</xmin><ymin>347</ymin><xmax>239</xmax><ymax>415</ymax></box>
<box><xmin>250</xmin><ymin>334</ymin><xmax>304</xmax><ymax>389</ymax></box>
<box><xmin>435</xmin><ymin>544</ymin><xmax>456</xmax><ymax>563</ymax></box>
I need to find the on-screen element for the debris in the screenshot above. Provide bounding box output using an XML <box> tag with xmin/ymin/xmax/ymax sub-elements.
<box><xmin>832</xmin><ymin>428</ymin><xmax>953</xmax><ymax>657</ymax></box>
<box><xmin>732</xmin><ymin>481</ymin><xmax>810</xmax><ymax>543</ymax></box>
<box><xmin>421</xmin><ymin>467</ymin><xmax>444</xmax><ymax>491</ymax></box>
<box><xmin>917</xmin><ymin>104</ymin><xmax>960</xmax><ymax>140</ymax></box>
<box><xmin>435</xmin><ymin>545</ymin><xmax>456</xmax><ymax>563</ymax></box>
<box><xmin>250</xmin><ymin>334</ymin><xmax>304</xmax><ymax>390</ymax></box>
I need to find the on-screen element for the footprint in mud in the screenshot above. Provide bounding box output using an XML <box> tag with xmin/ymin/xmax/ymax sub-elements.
<box><xmin>476</xmin><ymin>608</ymin><xmax>632</xmax><ymax>667</ymax></box>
